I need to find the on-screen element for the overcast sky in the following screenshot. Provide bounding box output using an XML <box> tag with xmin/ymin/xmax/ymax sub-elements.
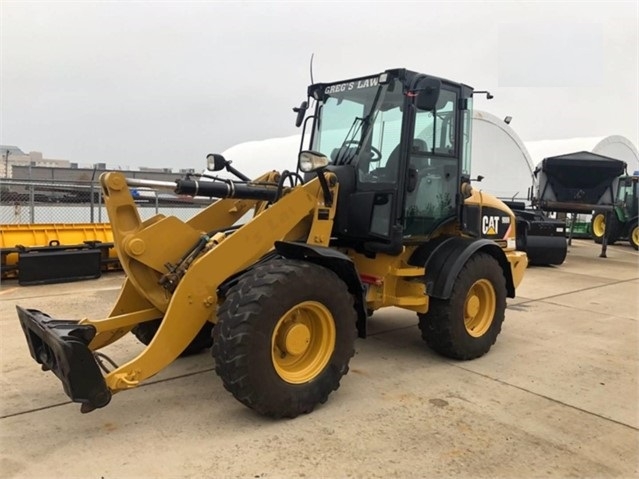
<box><xmin>1</xmin><ymin>1</ymin><xmax>637</xmax><ymax>171</ymax></box>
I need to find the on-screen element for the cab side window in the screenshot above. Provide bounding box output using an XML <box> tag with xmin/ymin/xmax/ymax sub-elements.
<box><xmin>413</xmin><ymin>89</ymin><xmax>457</xmax><ymax>156</ymax></box>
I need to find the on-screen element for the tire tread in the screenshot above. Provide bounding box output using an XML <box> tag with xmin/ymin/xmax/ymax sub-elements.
<box><xmin>212</xmin><ymin>259</ymin><xmax>356</xmax><ymax>418</ymax></box>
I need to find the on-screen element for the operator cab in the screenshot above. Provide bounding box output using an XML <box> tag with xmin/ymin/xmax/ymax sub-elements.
<box><xmin>617</xmin><ymin>175</ymin><xmax>639</xmax><ymax>218</ymax></box>
<box><xmin>300</xmin><ymin>68</ymin><xmax>474</xmax><ymax>254</ymax></box>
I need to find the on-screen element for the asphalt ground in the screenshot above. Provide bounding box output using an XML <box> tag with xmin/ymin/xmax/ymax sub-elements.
<box><xmin>0</xmin><ymin>239</ymin><xmax>637</xmax><ymax>478</ymax></box>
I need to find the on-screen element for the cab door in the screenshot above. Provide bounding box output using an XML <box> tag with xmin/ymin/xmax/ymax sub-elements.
<box><xmin>403</xmin><ymin>86</ymin><xmax>463</xmax><ymax>238</ymax></box>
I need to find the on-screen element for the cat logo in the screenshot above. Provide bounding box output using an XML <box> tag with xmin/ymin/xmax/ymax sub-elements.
<box><xmin>482</xmin><ymin>215</ymin><xmax>500</xmax><ymax>235</ymax></box>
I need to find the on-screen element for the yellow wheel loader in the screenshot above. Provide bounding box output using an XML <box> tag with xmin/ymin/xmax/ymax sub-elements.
<box><xmin>17</xmin><ymin>68</ymin><xmax>527</xmax><ymax>418</ymax></box>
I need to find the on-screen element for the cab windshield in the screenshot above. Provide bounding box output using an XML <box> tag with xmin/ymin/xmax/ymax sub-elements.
<box><xmin>311</xmin><ymin>77</ymin><xmax>405</xmax><ymax>182</ymax></box>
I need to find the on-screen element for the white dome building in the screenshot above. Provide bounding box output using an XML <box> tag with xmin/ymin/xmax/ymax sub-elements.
<box><xmin>469</xmin><ymin>110</ymin><xmax>534</xmax><ymax>200</ymax></box>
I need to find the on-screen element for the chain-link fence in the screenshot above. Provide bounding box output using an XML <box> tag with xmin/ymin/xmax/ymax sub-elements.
<box><xmin>0</xmin><ymin>178</ymin><xmax>207</xmax><ymax>225</ymax></box>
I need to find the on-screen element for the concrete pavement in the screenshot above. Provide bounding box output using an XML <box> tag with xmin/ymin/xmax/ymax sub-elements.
<box><xmin>1</xmin><ymin>240</ymin><xmax>637</xmax><ymax>478</ymax></box>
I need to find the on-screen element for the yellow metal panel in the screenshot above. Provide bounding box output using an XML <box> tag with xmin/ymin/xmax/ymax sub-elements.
<box><xmin>101</xmin><ymin>172</ymin><xmax>172</xmax><ymax>313</ymax></box>
<box><xmin>391</xmin><ymin>266</ymin><xmax>425</xmax><ymax>277</ymax></box>
<box><xmin>0</xmin><ymin>223</ymin><xmax>116</xmax><ymax>267</ymax></box>
<box><xmin>89</xmin><ymin>277</ymin><xmax>162</xmax><ymax>350</ymax></box>
<box><xmin>0</xmin><ymin>223</ymin><xmax>113</xmax><ymax>247</ymax></box>
<box><xmin>350</xmin><ymin>248</ymin><xmax>428</xmax><ymax>313</ymax></box>
<box><xmin>121</xmin><ymin>215</ymin><xmax>203</xmax><ymax>273</ymax></box>
<box><xmin>306</xmin><ymin>173</ymin><xmax>339</xmax><ymax>247</ymax></box>
<box><xmin>506</xmin><ymin>250</ymin><xmax>528</xmax><ymax>288</ymax></box>
<box><xmin>83</xmin><ymin>308</ymin><xmax>160</xmax><ymax>348</ymax></box>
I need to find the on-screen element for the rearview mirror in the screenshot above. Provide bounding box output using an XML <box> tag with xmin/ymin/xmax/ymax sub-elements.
<box><xmin>415</xmin><ymin>78</ymin><xmax>441</xmax><ymax>111</ymax></box>
<box><xmin>293</xmin><ymin>101</ymin><xmax>308</xmax><ymax>127</ymax></box>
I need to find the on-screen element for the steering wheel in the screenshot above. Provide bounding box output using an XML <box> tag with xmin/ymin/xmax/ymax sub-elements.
<box><xmin>342</xmin><ymin>141</ymin><xmax>382</xmax><ymax>162</ymax></box>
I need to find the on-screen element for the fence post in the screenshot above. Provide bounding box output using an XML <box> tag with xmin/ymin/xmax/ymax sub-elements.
<box><xmin>98</xmin><ymin>186</ymin><xmax>102</xmax><ymax>223</ymax></box>
<box><xmin>90</xmin><ymin>182</ymin><xmax>95</xmax><ymax>223</ymax></box>
<box><xmin>28</xmin><ymin>183</ymin><xmax>35</xmax><ymax>223</ymax></box>
<box><xmin>28</xmin><ymin>164</ymin><xmax>35</xmax><ymax>223</ymax></box>
<box><xmin>155</xmin><ymin>190</ymin><xmax>159</xmax><ymax>214</ymax></box>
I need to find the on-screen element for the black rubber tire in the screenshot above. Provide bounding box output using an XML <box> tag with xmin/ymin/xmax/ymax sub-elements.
<box><xmin>418</xmin><ymin>252</ymin><xmax>506</xmax><ymax>360</ymax></box>
<box><xmin>607</xmin><ymin>214</ymin><xmax>621</xmax><ymax>244</ymax></box>
<box><xmin>629</xmin><ymin>220</ymin><xmax>639</xmax><ymax>250</ymax></box>
<box><xmin>592</xmin><ymin>212</ymin><xmax>620</xmax><ymax>244</ymax></box>
<box><xmin>132</xmin><ymin>319</ymin><xmax>213</xmax><ymax>357</ymax></box>
<box><xmin>212</xmin><ymin>259</ymin><xmax>357</xmax><ymax>418</ymax></box>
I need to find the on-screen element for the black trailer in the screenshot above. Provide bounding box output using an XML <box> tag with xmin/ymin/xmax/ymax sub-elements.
<box><xmin>532</xmin><ymin>151</ymin><xmax>626</xmax><ymax>213</ymax></box>
<box><xmin>530</xmin><ymin>151</ymin><xmax>629</xmax><ymax>257</ymax></box>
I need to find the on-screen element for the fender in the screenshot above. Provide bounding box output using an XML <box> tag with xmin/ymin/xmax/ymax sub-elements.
<box><xmin>409</xmin><ymin>236</ymin><xmax>515</xmax><ymax>300</ymax></box>
<box><xmin>274</xmin><ymin>241</ymin><xmax>368</xmax><ymax>337</ymax></box>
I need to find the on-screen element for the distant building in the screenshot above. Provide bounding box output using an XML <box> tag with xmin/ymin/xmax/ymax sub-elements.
<box><xmin>5</xmin><ymin>165</ymin><xmax>191</xmax><ymax>204</ymax></box>
<box><xmin>1</xmin><ymin>145</ymin><xmax>71</xmax><ymax>178</ymax></box>
<box><xmin>11</xmin><ymin>165</ymin><xmax>186</xmax><ymax>183</ymax></box>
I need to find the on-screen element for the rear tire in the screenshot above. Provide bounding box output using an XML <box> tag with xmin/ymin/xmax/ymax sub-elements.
<box><xmin>591</xmin><ymin>212</ymin><xmax>606</xmax><ymax>244</ymax></box>
<box><xmin>132</xmin><ymin>319</ymin><xmax>213</xmax><ymax>356</ymax></box>
<box><xmin>212</xmin><ymin>259</ymin><xmax>357</xmax><ymax>418</ymax></box>
<box><xmin>629</xmin><ymin>220</ymin><xmax>639</xmax><ymax>250</ymax></box>
<box><xmin>591</xmin><ymin>212</ymin><xmax>620</xmax><ymax>244</ymax></box>
<box><xmin>418</xmin><ymin>252</ymin><xmax>506</xmax><ymax>360</ymax></box>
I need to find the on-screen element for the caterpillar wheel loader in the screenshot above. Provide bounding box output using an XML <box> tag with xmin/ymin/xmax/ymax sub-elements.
<box><xmin>591</xmin><ymin>173</ymin><xmax>639</xmax><ymax>250</ymax></box>
<box><xmin>16</xmin><ymin>68</ymin><xmax>527</xmax><ymax>418</ymax></box>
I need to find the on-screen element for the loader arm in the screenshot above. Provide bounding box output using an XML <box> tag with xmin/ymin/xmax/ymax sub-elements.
<box><xmin>87</xmin><ymin>171</ymin><xmax>280</xmax><ymax>350</ymax></box>
<box><xmin>98</xmin><ymin>171</ymin><xmax>338</xmax><ymax>396</ymax></box>
<box><xmin>16</xmin><ymin>170</ymin><xmax>338</xmax><ymax>412</ymax></box>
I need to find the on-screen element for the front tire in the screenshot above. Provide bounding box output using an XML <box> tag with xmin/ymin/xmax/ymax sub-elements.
<box><xmin>418</xmin><ymin>252</ymin><xmax>507</xmax><ymax>360</ymax></box>
<box><xmin>212</xmin><ymin>259</ymin><xmax>357</xmax><ymax>418</ymax></box>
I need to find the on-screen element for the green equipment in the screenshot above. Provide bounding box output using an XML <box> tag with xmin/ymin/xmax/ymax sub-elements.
<box><xmin>591</xmin><ymin>173</ymin><xmax>639</xmax><ymax>250</ymax></box>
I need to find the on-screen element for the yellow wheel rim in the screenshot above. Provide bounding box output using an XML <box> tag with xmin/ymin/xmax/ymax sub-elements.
<box><xmin>271</xmin><ymin>301</ymin><xmax>336</xmax><ymax>384</ymax></box>
<box><xmin>592</xmin><ymin>214</ymin><xmax>606</xmax><ymax>237</ymax></box>
<box><xmin>632</xmin><ymin>226</ymin><xmax>639</xmax><ymax>247</ymax></box>
<box><xmin>464</xmin><ymin>279</ymin><xmax>496</xmax><ymax>338</ymax></box>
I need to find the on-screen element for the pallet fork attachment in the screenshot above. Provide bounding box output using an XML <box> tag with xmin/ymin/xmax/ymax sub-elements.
<box><xmin>16</xmin><ymin>307</ymin><xmax>111</xmax><ymax>412</ymax></box>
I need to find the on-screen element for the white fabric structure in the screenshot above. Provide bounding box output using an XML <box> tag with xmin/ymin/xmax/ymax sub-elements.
<box><xmin>470</xmin><ymin>111</ymin><xmax>534</xmax><ymax>199</ymax></box>
<box><xmin>525</xmin><ymin>136</ymin><xmax>639</xmax><ymax>172</ymax></box>
<box><xmin>220</xmin><ymin>136</ymin><xmax>306</xmax><ymax>181</ymax></box>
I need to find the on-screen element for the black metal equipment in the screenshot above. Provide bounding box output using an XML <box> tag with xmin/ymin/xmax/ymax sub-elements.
<box><xmin>505</xmin><ymin>203</ymin><xmax>567</xmax><ymax>265</ymax></box>
<box><xmin>532</xmin><ymin>152</ymin><xmax>626</xmax><ymax>213</ymax></box>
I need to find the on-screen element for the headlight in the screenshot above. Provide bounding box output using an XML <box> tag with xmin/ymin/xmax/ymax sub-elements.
<box><xmin>206</xmin><ymin>153</ymin><xmax>226</xmax><ymax>172</ymax></box>
<box><xmin>298</xmin><ymin>150</ymin><xmax>329</xmax><ymax>173</ymax></box>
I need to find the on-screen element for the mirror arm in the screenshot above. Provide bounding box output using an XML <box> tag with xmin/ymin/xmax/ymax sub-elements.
<box><xmin>225</xmin><ymin>163</ymin><xmax>251</xmax><ymax>182</ymax></box>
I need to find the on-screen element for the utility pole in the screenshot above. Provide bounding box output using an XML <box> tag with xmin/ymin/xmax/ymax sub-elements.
<box><xmin>4</xmin><ymin>149</ymin><xmax>9</xmax><ymax>178</ymax></box>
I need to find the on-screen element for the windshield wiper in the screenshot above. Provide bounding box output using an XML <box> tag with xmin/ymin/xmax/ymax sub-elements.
<box><xmin>333</xmin><ymin>116</ymin><xmax>368</xmax><ymax>165</ymax></box>
<box><xmin>334</xmin><ymin>85</ymin><xmax>386</xmax><ymax>165</ymax></box>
